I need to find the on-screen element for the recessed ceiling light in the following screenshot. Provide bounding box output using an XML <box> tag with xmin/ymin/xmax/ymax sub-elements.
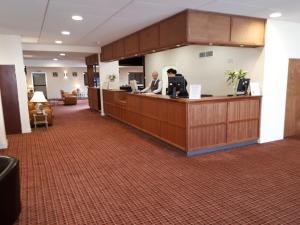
<box><xmin>72</xmin><ymin>15</ymin><xmax>83</xmax><ymax>21</ymax></box>
<box><xmin>269</xmin><ymin>12</ymin><xmax>282</xmax><ymax>18</ymax></box>
<box><xmin>53</xmin><ymin>58</ymin><xmax>58</xmax><ymax>61</ymax></box>
<box><xmin>60</xmin><ymin>53</ymin><xmax>66</xmax><ymax>56</ymax></box>
<box><xmin>24</xmin><ymin>54</ymin><xmax>33</xmax><ymax>58</ymax></box>
<box><xmin>61</xmin><ymin>31</ymin><xmax>70</xmax><ymax>35</ymax></box>
<box><xmin>55</xmin><ymin>40</ymin><xmax>62</xmax><ymax>44</ymax></box>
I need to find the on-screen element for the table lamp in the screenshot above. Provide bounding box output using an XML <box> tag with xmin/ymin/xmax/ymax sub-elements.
<box><xmin>30</xmin><ymin>91</ymin><xmax>47</xmax><ymax>114</ymax></box>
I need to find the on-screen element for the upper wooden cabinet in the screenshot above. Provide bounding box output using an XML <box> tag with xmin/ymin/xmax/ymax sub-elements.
<box><xmin>159</xmin><ymin>11</ymin><xmax>188</xmax><ymax>48</ymax></box>
<box><xmin>112</xmin><ymin>39</ymin><xmax>125</xmax><ymax>59</ymax></box>
<box><xmin>101</xmin><ymin>44</ymin><xmax>113</xmax><ymax>62</ymax></box>
<box><xmin>230</xmin><ymin>16</ymin><xmax>266</xmax><ymax>46</ymax></box>
<box><xmin>139</xmin><ymin>24</ymin><xmax>160</xmax><ymax>53</ymax></box>
<box><xmin>124</xmin><ymin>33</ymin><xmax>139</xmax><ymax>57</ymax></box>
<box><xmin>85</xmin><ymin>54</ymin><xmax>99</xmax><ymax>65</ymax></box>
<box><xmin>100</xmin><ymin>9</ymin><xmax>266</xmax><ymax>62</ymax></box>
<box><xmin>187</xmin><ymin>10</ymin><xmax>231</xmax><ymax>44</ymax></box>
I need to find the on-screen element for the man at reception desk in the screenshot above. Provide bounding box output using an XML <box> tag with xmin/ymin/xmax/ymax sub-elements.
<box><xmin>141</xmin><ymin>71</ymin><xmax>162</xmax><ymax>94</ymax></box>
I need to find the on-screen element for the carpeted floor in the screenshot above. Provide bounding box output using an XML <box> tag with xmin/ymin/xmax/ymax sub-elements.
<box><xmin>1</xmin><ymin>100</ymin><xmax>300</xmax><ymax>225</ymax></box>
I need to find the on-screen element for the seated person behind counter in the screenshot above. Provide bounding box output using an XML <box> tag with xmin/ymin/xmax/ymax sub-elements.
<box><xmin>140</xmin><ymin>71</ymin><xmax>162</xmax><ymax>94</ymax></box>
<box><xmin>166</xmin><ymin>68</ymin><xmax>189</xmax><ymax>98</ymax></box>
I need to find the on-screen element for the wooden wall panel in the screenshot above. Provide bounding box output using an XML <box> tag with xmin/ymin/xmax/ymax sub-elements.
<box><xmin>124</xmin><ymin>33</ymin><xmax>139</xmax><ymax>57</ymax></box>
<box><xmin>101</xmin><ymin>44</ymin><xmax>113</xmax><ymax>61</ymax></box>
<box><xmin>231</xmin><ymin>16</ymin><xmax>265</xmax><ymax>46</ymax></box>
<box><xmin>187</xmin><ymin>10</ymin><xmax>230</xmax><ymax>44</ymax></box>
<box><xmin>161</xmin><ymin>123</ymin><xmax>186</xmax><ymax>149</ymax></box>
<box><xmin>189</xmin><ymin>125</ymin><xmax>227</xmax><ymax>150</ymax></box>
<box><xmin>139</xmin><ymin>24</ymin><xmax>160</xmax><ymax>52</ymax></box>
<box><xmin>85</xmin><ymin>54</ymin><xmax>99</xmax><ymax>65</ymax></box>
<box><xmin>227</xmin><ymin>120</ymin><xmax>259</xmax><ymax>143</ymax></box>
<box><xmin>103</xmin><ymin>90</ymin><xmax>261</xmax><ymax>153</ymax></box>
<box><xmin>0</xmin><ymin>65</ymin><xmax>21</xmax><ymax>134</ymax></box>
<box><xmin>228</xmin><ymin>99</ymin><xmax>260</xmax><ymax>121</ymax></box>
<box><xmin>112</xmin><ymin>39</ymin><xmax>125</xmax><ymax>59</ymax></box>
<box><xmin>159</xmin><ymin>12</ymin><xmax>188</xmax><ymax>48</ymax></box>
<box><xmin>188</xmin><ymin>102</ymin><xmax>227</xmax><ymax>127</ymax></box>
<box><xmin>285</xmin><ymin>59</ymin><xmax>300</xmax><ymax>137</ymax></box>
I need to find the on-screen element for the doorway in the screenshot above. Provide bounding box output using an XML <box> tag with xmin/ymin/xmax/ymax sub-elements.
<box><xmin>284</xmin><ymin>59</ymin><xmax>300</xmax><ymax>138</ymax></box>
<box><xmin>32</xmin><ymin>72</ymin><xmax>47</xmax><ymax>98</ymax></box>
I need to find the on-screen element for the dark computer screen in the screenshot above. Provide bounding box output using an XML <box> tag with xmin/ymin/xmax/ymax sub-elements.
<box><xmin>167</xmin><ymin>76</ymin><xmax>188</xmax><ymax>98</ymax></box>
<box><xmin>237</xmin><ymin>78</ymin><xmax>250</xmax><ymax>95</ymax></box>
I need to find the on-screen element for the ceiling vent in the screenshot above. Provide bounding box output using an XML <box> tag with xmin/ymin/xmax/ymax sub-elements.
<box><xmin>199</xmin><ymin>51</ymin><xmax>214</xmax><ymax>58</ymax></box>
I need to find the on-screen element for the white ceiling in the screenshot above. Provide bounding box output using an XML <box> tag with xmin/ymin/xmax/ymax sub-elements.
<box><xmin>0</xmin><ymin>0</ymin><xmax>300</xmax><ymax>48</ymax></box>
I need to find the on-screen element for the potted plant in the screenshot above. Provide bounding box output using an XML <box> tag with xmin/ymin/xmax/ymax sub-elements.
<box><xmin>225</xmin><ymin>69</ymin><xmax>248</xmax><ymax>95</ymax></box>
<box><xmin>108</xmin><ymin>74</ymin><xmax>116</xmax><ymax>82</ymax></box>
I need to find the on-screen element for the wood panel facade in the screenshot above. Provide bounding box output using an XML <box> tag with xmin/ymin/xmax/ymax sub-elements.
<box><xmin>101</xmin><ymin>9</ymin><xmax>266</xmax><ymax>62</ymax></box>
<box><xmin>284</xmin><ymin>59</ymin><xmax>300</xmax><ymax>137</ymax></box>
<box><xmin>88</xmin><ymin>88</ymin><xmax>101</xmax><ymax>111</ymax></box>
<box><xmin>103</xmin><ymin>89</ymin><xmax>261</xmax><ymax>153</ymax></box>
<box><xmin>0</xmin><ymin>65</ymin><xmax>22</xmax><ymax>134</ymax></box>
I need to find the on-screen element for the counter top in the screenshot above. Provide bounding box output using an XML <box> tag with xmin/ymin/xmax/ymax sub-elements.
<box><xmin>102</xmin><ymin>89</ymin><xmax>261</xmax><ymax>103</ymax></box>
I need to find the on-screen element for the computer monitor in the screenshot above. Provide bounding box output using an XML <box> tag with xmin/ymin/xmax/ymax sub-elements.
<box><xmin>129</xmin><ymin>80</ymin><xmax>139</xmax><ymax>93</ymax></box>
<box><xmin>237</xmin><ymin>78</ymin><xmax>250</xmax><ymax>95</ymax></box>
<box><xmin>167</xmin><ymin>76</ymin><xmax>188</xmax><ymax>98</ymax></box>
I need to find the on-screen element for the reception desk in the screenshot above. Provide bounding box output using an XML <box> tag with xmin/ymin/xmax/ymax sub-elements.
<box><xmin>103</xmin><ymin>89</ymin><xmax>261</xmax><ymax>156</ymax></box>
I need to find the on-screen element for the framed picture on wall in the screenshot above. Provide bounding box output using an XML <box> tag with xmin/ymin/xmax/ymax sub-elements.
<box><xmin>53</xmin><ymin>72</ymin><xmax>58</xmax><ymax>77</ymax></box>
<box><xmin>72</xmin><ymin>72</ymin><xmax>77</xmax><ymax>77</ymax></box>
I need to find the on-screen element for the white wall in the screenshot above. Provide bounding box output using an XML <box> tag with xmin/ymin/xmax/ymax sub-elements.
<box><xmin>0</xmin><ymin>35</ymin><xmax>31</xmax><ymax>134</ymax></box>
<box><xmin>145</xmin><ymin>45</ymin><xmax>264</xmax><ymax>96</ymax></box>
<box><xmin>119</xmin><ymin>66</ymin><xmax>144</xmax><ymax>86</ymax></box>
<box><xmin>0</xmin><ymin>91</ymin><xmax>7</xmax><ymax>149</ymax></box>
<box><xmin>260</xmin><ymin>20</ymin><xmax>300</xmax><ymax>143</ymax></box>
<box><xmin>26</xmin><ymin>67</ymin><xmax>87</xmax><ymax>99</ymax></box>
<box><xmin>99</xmin><ymin>61</ymin><xmax>120</xmax><ymax>89</ymax></box>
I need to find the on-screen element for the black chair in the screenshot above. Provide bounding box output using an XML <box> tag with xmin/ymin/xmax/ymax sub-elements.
<box><xmin>0</xmin><ymin>156</ymin><xmax>21</xmax><ymax>225</ymax></box>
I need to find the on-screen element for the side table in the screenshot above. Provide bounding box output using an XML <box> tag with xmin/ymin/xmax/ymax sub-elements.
<box><xmin>33</xmin><ymin>112</ymin><xmax>48</xmax><ymax>129</ymax></box>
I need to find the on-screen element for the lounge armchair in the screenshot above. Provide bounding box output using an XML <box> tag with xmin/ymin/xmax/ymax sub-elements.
<box><xmin>0</xmin><ymin>156</ymin><xmax>21</xmax><ymax>225</ymax></box>
<box><xmin>60</xmin><ymin>90</ymin><xmax>77</xmax><ymax>105</ymax></box>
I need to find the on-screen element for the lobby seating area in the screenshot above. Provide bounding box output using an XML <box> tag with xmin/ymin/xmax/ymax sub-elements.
<box><xmin>28</xmin><ymin>102</ymin><xmax>54</xmax><ymax>126</ymax></box>
<box><xmin>60</xmin><ymin>90</ymin><xmax>78</xmax><ymax>105</ymax></box>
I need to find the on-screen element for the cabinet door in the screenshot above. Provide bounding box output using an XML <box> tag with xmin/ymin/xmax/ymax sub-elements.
<box><xmin>187</xmin><ymin>11</ymin><xmax>230</xmax><ymax>44</ymax></box>
<box><xmin>124</xmin><ymin>33</ymin><xmax>139</xmax><ymax>57</ymax></box>
<box><xmin>112</xmin><ymin>39</ymin><xmax>125</xmax><ymax>59</ymax></box>
<box><xmin>230</xmin><ymin>16</ymin><xmax>266</xmax><ymax>46</ymax></box>
<box><xmin>101</xmin><ymin>44</ymin><xmax>113</xmax><ymax>62</ymax></box>
<box><xmin>159</xmin><ymin>11</ymin><xmax>188</xmax><ymax>48</ymax></box>
<box><xmin>139</xmin><ymin>24</ymin><xmax>160</xmax><ymax>52</ymax></box>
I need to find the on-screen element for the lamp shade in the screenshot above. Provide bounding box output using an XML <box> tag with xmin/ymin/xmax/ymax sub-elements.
<box><xmin>30</xmin><ymin>91</ymin><xmax>47</xmax><ymax>103</ymax></box>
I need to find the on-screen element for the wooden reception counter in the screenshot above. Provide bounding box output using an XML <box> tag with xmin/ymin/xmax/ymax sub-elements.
<box><xmin>103</xmin><ymin>89</ymin><xmax>261</xmax><ymax>156</ymax></box>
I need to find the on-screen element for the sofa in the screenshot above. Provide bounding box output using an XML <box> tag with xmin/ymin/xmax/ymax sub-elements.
<box><xmin>60</xmin><ymin>90</ymin><xmax>77</xmax><ymax>105</ymax></box>
<box><xmin>28</xmin><ymin>102</ymin><xmax>54</xmax><ymax>126</ymax></box>
<box><xmin>0</xmin><ymin>156</ymin><xmax>21</xmax><ymax>225</ymax></box>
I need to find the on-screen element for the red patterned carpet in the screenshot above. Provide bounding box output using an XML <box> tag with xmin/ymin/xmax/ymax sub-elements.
<box><xmin>1</xmin><ymin>100</ymin><xmax>300</xmax><ymax>225</ymax></box>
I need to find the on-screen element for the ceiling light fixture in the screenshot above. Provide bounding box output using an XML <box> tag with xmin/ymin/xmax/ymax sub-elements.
<box><xmin>53</xmin><ymin>58</ymin><xmax>58</xmax><ymax>61</ymax></box>
<box><xmin>61</xmin><ymin>31</ymin><xmax>70</xmax><ymax>35</ymax></box>
<box><xmin>269</xmin><ymin>12</ymin><xmax>282</xmax><ymax>18</ymax></box>
<box><xmin>60</xmin><ymin>53</ymin><xmax>66</xmax><ymax>56</ymax></box>
<box><xmin>72</xmin><ymin>15</ymin><xmax>83</xmax><ymax>21</ymax></box>
<box><xmin>55</xmin><ymin>40</ymin><xmax>62</xmax><ymax>44</ymax></box>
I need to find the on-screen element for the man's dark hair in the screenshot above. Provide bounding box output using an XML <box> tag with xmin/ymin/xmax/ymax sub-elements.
<box><xmin>167</xmin><ymin>68</ymin><xmax>177</xmax><ymax>74</ymax></box>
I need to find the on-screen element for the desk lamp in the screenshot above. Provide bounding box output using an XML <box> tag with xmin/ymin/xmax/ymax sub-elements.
<box><xmin>30</xmin><ymin>91</ymin><xmax>47</xmax><ymax>114</ymax></box>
